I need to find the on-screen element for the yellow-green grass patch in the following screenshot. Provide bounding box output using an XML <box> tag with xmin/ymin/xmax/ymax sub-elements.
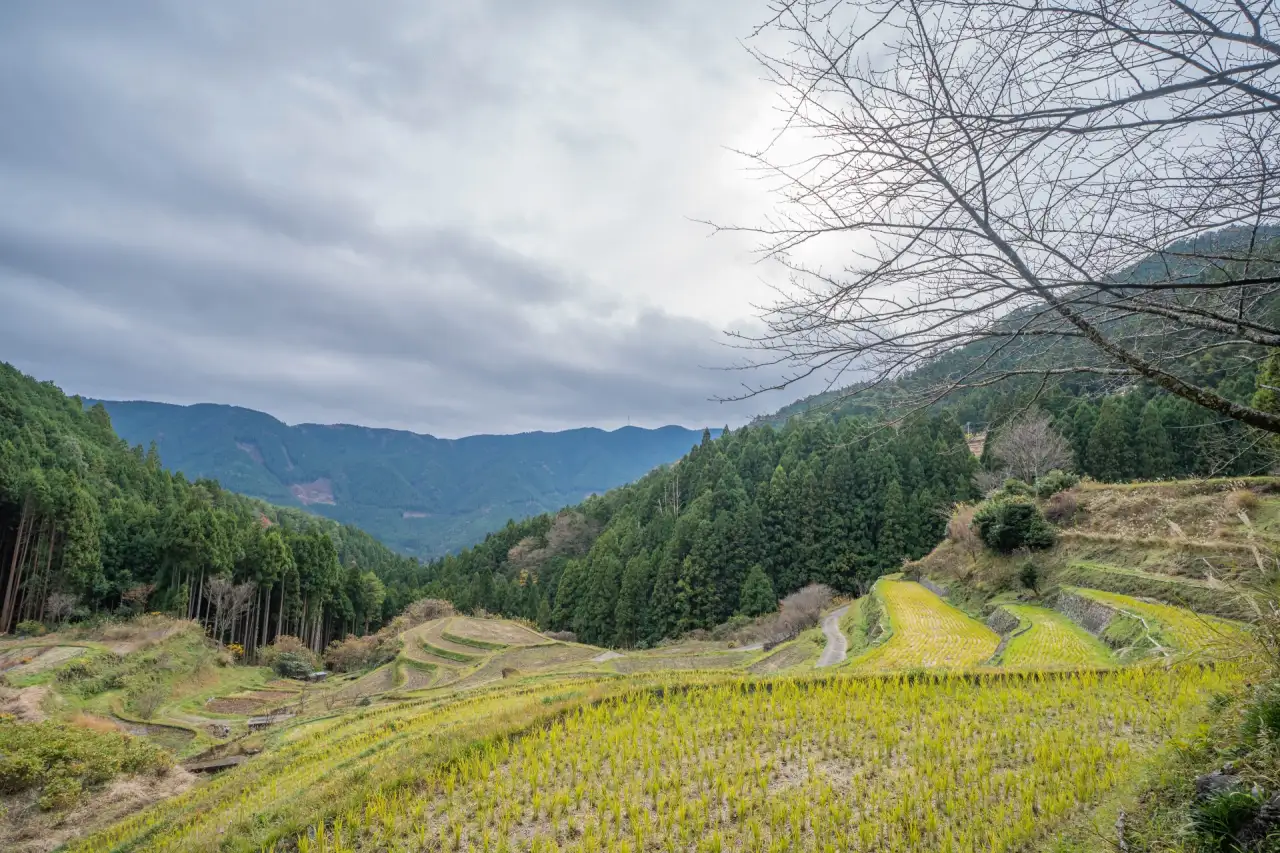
<box><xmin>1070</xmin><ymin>587</ymin><xmax>1248</xmax><ymax>655</ymax></box>
<box><xmin>187</xmin><ymin>666</ymin><xmax>1242</xmax><ymax>853</ymax></box>
<box><xmin>852</xmin><ymin>579</ymin><xmax>1000</xmax><ymax>670</ymax></box>
<box><xmin>1000</xmin><ymin>605</ymin><xmax>1114</xmax><ymax>668</ymax></box>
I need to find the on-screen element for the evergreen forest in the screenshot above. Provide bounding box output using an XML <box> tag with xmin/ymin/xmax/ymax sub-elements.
<box><xmin>0</xmin><ymin>363</ymin><xmax>420</xmax><ymax>656</ymax></box>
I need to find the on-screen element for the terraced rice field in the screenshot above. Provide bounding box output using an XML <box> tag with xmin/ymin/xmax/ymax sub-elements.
<box><xmin>447</xmin><ymin>616</ymin><xmax>549</xmax><ymax>647</ymax></box>
<box><xmin>852</xmin><ymin>580</ymin><xmax>1000</xmax><ymax>669</ymax></box>
<box><xmin>87</xmin><ymin>665</ymin><xmax>1237</xmax><ymax>853</ymax></box>
<box><xmin>1070</xmin><ymin>587</ymin><xmax>1246</xmax><ymax>653</ymax></box>
<box><xmin>1000</xmin><ymin>605</ymin><xmax>1114</xmax><ymax>668</ymax></box>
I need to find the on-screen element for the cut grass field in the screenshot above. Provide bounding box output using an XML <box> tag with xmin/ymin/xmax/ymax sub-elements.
<box><xmin>851</xmin><ymin>579</ymin><xmax>1001</xmax><ymax>669</ymax></box>
<box><xmin>999</xmin><ymin>604</ymin><xmax>1114</xmax><ymax>668</ymax></box>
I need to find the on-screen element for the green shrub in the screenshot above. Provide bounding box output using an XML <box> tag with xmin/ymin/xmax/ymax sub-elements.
<box><xmin>14</xmin><ymin>620</ymin><xmax>46</xmax><ymax>637</ymax></box>
<box><xmin>1034</xmin><ymin>469</ymin><xmax>1079</xmax><ymax>498</ymax></box>
<box><xmin>38</xmin><ymin>775</ymin><xmax>83</xmax><ymax>811</ymax></box>
<box><xmin>0</xmin><ymin>717</ymin><xmax>170</xmax><ymax>810</ymax></box>
<box><xmin>261</xmin><ymin>636</ymin><xmax>320</xmax><ymax>676</ymax></box>
<box><xmin>973</xmin><ymin>499</ymin><xmax>1057</xmax><ymax>553</ymax></box>
<box><xmin>1191</xmin><ymin>790</ymin><xmax>1262</xmax><ymax>851</ymax></box>
<box><xmin>271</xmin><ymin>651</ymin><xmax>316</xmax><ymax>679</ymax></box>
<box><xmin>55</xmin><ymin>652</ymin><xmax>132</xmax><ymax>697</ymax></box>
<box><xmin>0</xmin><ymin>753</ymin><xmax>41</xmax><ymax>794</ymax></box>
<box><xmin>995</xmin><ymin>479</ymin><xmax>1035</xmax><ymax>498</ymax></box>
<box><xmin>1018</xmin><ymin>562</ymin><xmax>1039</xmax><ymax>592</ymax></box>
<box><xmin>124</xmin><ymin>675</ymin><xmax>170</xmax><ymax>720</ymax></box>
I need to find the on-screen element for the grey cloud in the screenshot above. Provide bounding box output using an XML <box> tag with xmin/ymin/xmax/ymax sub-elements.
<box><xmin>0</xmin><ymin>1</ymin><xmax>806</xmax><ymax>436</ymax></box>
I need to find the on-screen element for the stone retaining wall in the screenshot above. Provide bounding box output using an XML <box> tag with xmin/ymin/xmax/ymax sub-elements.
<box><xmin>985</xmin><ymin>606</ymin><xmax>1020</xmax><ymax>636</ymax></box>
<box><xmin>919</xmin><ymin>578</ymin><xmax>950</xmax><ymax>599</ymax></box>
<box><xmin>1054</xmin><ymin>591</ymin><xmax>1117</xmax><ymax>636</ymax></box>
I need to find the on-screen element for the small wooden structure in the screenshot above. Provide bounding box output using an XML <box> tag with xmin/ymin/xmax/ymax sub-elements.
<box><xmin>183</xmin><ymin>755</ymin><xmax>246</xmax><ymax>774</ymax></box>
<box><xmin>246</xmin><ymin>712</ymin><xmax>295</xmax><ymax>731</ymax></box>
<box><xmin>305</xmin><ymin>671</ymin><xmax>329</xmax><ymax>682</ymax></box>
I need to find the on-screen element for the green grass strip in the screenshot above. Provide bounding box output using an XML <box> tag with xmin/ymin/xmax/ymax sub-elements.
<box><xmin>399</xmin><ymin>657</ymin><xmax>437</xmax><ymax>673</ymax></box>
<box><xmin>420</xmin><ymin>641</ymin><xmax>478</xmax><ymax>663</ymax></box>
<box><xmin>441</xmin><ymin>632</ymin><xmax>509</xmax><ymax>651</ymax></box>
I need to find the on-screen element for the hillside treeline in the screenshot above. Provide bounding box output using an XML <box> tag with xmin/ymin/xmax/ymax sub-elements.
<box><xmin>397</xmin><ymin>416</ymin><xmax>976</xmax><ymax>647</ymax></box>
<box><xmin>765</xmin><ymin>349</ymin><xmax>1270</xmax><ymax>482</ymax></box>
<box><xmin>0</xmin><ymin>363</ymin><xmax>418</xmax><ymax>654</ymax></box>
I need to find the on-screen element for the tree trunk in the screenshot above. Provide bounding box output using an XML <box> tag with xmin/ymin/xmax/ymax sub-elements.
<box><xmin>20</xmin><ymin>519</ymin><xmax>46</xmax><ymax>622</ymax></box>
<box><xmin>37</xmin><ymin>526</ymin><xmax>56</xmax><ymax>622</ymax></box>
<box><xmin>194</xmin><ymin>570</ymin><xmax>205</xmax><ymax>626</ymax></box>
<box><xmin>261</xmin><ymin>583</ymin><xmax>271</xmax><ymax>649</ymax></box>
<box><xmin>2</xmin><ymin>502</ymin><xmax>33</xmax><ymax>634</ymax></box>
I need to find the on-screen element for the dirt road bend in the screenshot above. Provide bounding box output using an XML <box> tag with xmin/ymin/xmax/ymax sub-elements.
<box><xmin>816</xmin><ymin>605</ymin><xmax>850</xmax><ymax>668</ymax></box>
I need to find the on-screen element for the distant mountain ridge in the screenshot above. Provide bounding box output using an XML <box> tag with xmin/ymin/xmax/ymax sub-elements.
<box><xmin>91</xmin><ymin>400</ymin><xmax>717</xmax><ymax>557</ymax></box>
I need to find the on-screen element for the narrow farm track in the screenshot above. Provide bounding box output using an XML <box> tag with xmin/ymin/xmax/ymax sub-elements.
<box><xmin>816</xmin><ymin>606</ymin><xmax>850</xmax><ymax>667</ymax></box>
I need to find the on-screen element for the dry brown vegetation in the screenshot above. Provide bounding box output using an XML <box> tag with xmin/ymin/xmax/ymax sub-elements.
<box><xmin>2</xmin><ymin>767</ymin><xmax>194</xmax><ymax>853</ymax></box>
<box><xmin>946</xmin><ymin>503</ymin><xmax>982</xmax><ymax>563</ymax></box>
<box><xmin>1227</xmin><ymin>488</ymin><xmax>1261</xmax><ymax>513</ymax></box>
<box><xmin>773</xmin><ymin>584</ymin><xmax>834</xmax><ymax>639</ymax></box>
<box><xmin>1044</xmin><ymin>490</ymin><xmax>1079</xmax><ymax>525</ymax></box>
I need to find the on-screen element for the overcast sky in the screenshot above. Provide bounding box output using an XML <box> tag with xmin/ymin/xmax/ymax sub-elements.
<box><xmin>0</xmin><ymin>2</ymin><xmax>821</xmax><ymax>437</ymax></box>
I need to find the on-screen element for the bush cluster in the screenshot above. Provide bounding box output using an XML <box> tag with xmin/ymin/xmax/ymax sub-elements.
<box><xmin>1033</xmin><ymin>469</ymin><xmax>1080</xmax><ymax>498</ymax></box>
<box><xmin>324</xmin><ymin>633</ymin><xmax>399</xmax><ymax>673</ymax></box>
<box><xmin>56</xmin><ymin>652</ymin><xmax>134</xmax><ymax>697</ymax></box>
<box><xmin>0</xmin><ymin>716</ymin><xmax>170</xmax><ymax>811</ymax></box>
<box><xmin>973</xmin><ymin>499</ymin><xmax>1057</xmax><ymax>553</ymax></box>
<box><xmin>260</xmin><ymin>635</ymin><xmax>321</xmax><ymax>678</ymax></box>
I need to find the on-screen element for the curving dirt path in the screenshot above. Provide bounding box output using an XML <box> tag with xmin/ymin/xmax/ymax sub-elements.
<box><xmin>816</xmin><ymin>606</ymin><xmax>850</xmax><ymax>668</ymax></box>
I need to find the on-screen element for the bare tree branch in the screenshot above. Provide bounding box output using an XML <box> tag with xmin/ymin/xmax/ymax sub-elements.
<box><xmin>728</xmin><ymin>0</ymin><xmax>1280</xmax><ymax>432</ymax></box>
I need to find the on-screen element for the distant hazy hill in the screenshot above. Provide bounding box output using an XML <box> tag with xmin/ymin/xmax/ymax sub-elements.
<box><xmin>93</xmin><ymin>400</ymin><xmax>714</xmax><ymax>557</ymax></box>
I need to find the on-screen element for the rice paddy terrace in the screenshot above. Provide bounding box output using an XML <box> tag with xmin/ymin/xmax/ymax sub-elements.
<box><xmin>52</xmin><ymin>577</ymin><xmax>1253</xmax><ymax>853</ymax></box>
<box><xmin>25</xmin><ymin>480</ymin><xmax>1277</xmax><ymax>852</ymax></box>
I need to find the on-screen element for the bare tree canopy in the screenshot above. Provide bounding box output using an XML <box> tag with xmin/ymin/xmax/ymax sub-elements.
<box><xmin>204</xmin><ymin>576</ymin><xmax>255</xmax><ymax>645</ymax></box>
<box><xmin>988</xmin><ymin>409</ymin><xmax>1074</xmax><ymax>482</ymax></box>
<box><xmin>728</xmin><ymin>0</ymin><xmax>1280</xmax><ymax>432</ymax></box>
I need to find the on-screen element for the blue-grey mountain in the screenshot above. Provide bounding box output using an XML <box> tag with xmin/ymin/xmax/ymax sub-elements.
<box><xmin>93</xmin><ymin>400</ymin><xmax>714</xmax><ymax>557</ymax></box>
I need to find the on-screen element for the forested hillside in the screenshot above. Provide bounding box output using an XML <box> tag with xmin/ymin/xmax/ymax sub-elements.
<box><xmin>0</xmin><ymin>363</ymin><xmax>420</xmax><ymax>653</ymax></box>
<box><xmin>756</xmin><ymin>345</ymin><xmax>1268</xmax><ymax>481</ymax></box>
<box><xmin>94</xmin><ymin>399</ymin><xmax>713</xmax><ymax>557</ymax></box>
<box><xmin>406</xmin><ymin>415</ymin><xmax>976</xmax><ymax>646</ymax></box>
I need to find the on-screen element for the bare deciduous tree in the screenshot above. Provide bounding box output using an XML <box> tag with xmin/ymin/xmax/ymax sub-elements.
<box><xmin>44</xmin><ymin>592</ymin><xmax>78</xmax><ymax>627</ymax></box>
<box><xmin>204</xmin><ymin>576</ymin><xmax>255</xmax><ymax>645</ymax></box>
<box><xmin>988</xmin><ymin>409</ymin><xmax>1074</xmax><ymax>483</ymax></box>
<box><xmin>774</xmin><ymin>583</ymin><xmax>834</xmax><ymax>637</ymax></box>
<box><xmin>723</xmin><ymin>0</ymin><xmax>1280</xmax><ymax>432</ymax></box>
